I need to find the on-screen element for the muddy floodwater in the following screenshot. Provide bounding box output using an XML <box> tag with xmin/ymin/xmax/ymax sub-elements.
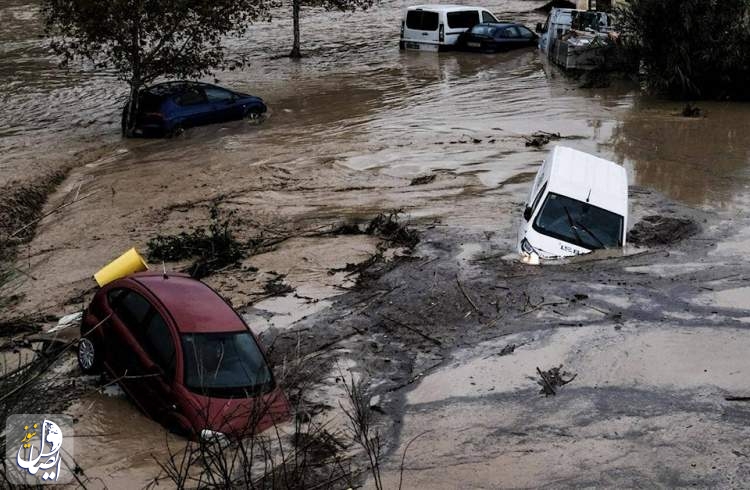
<box><xmin>3</xmin><ymin>0</ymin><xmax>750</xmax><ymax>488</ymax></box>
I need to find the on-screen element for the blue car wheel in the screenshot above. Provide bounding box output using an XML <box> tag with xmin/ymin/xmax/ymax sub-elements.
<box><xmin>166</xmin><ymin>122</ymin><xmax>185</xmax><ymax>138</ymax></box>
<box><xmin>243</xmin><ymin>105</ymin><xmax>265</xmax><ymax>120</ymax></box>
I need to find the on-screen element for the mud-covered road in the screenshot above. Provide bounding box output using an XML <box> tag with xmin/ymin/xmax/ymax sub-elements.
<box><xmin>3</xmin><ymin>0</ymin><xmax>750</xmax><ymax>488</ymax></box>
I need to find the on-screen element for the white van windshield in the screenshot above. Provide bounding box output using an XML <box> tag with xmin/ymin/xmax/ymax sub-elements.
<box><xmin>447</xmin><ymin>11</ymin><xmax>480</xmax><ymax>29</ymax></box>
<box><xmin>533</xmin><ymin>193</ymin><xmax>623</xmax><ymax>249</ymax></box>
<box><xmin>406</xmin><ymin>10</ymin><xmax>439</xmax><ymax>31</ymax></box>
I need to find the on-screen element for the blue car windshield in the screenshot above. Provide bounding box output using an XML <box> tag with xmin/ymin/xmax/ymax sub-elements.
<box><xmin>181</xmin><ymin>332</ymin><xmax>273</xmax><ymax>397</ymax></box>
<box><xmin>533</xmin><ymin>193</ymin><xmax>623</xmax><ymax>249</ymax></box>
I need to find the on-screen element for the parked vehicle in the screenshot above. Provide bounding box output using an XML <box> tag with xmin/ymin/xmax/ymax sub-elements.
<box><xmin>456</xmin><ymin>23</ymin><xmax>538</xmax><ymax>53</ymax></box>
<box><xmin>517</xmin><ymin>146</ymin><xmax>628</xmax><ymax>263</ymax></box>
<box><xmin>78</xmin><ymin>271</ymin><xmax>289</xmax><ymax>439</ymax></box>
<box><xmin>123</xmin><ymin>81</ymin><xmax>267</xmax><ymax>137</ymax></box>
<box><xmin>400</xmin><ymin>4</ymin><xmax>499</xmax><ymax>52</ymax></box>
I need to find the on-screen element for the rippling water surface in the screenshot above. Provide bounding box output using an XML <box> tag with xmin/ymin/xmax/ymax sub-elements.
<box><xmin>3</xmin><ymin>1</ymin><xmax>750</xmax><ymax>484</ymax></box>
<box><xmin>3</xmin><ymin>0</ymin><xmax>750</xmax><ymax>207</ymax></box>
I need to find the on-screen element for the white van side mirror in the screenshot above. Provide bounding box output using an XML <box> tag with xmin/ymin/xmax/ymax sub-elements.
<box><xmin>523</xmin><ymin>206</ymin><xmax>533</xmax><ymax>221</ymax></box>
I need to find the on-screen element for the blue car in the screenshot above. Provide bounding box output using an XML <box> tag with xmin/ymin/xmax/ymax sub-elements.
<box><xmin>123</xmin><ymin>81</ymin><xmax>267</xmax><ymax>137</ymax></box>
<box><xmin>456</xmin><ymin>23</ymin><xmax>538</xmax><ymax>53</ymax></box>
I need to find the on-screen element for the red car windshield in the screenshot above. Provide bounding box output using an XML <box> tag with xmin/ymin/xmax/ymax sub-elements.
<box><xmin>181</xmin><ymin>332</ymin><xmax>273</xmax><ymax>397</ymax></box>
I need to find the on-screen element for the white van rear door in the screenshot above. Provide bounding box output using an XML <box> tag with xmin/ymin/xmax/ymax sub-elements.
<box><xmin>403</xmin><ymin>9</ymin><xmax>440</xmax><ymax>47</ymax></box>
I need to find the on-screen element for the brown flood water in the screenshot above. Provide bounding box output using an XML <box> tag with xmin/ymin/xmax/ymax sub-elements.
<box><xmin>2</xmin><ymin>0</ymin><xmax>750</xmax><ymax>486</ymax></box>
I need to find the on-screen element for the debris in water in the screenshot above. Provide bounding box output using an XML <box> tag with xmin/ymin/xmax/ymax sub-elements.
<box><xmin>147</xmin><ymin>204</ymin><xmax>244</xmax><ymax>278</ymax></box>
<box><xmin>365</xmin><ymin>210</ymin><xmax>419</xmax><ymax>248</ymax></box>
<box><xmin>725</xmin><ymin>395</ymin><xmax>750</xmax><ymax>402</ymax></box>
<box><xmin>264</xmin><ymin>274</ymin><xmax>294</xmax><ymax>297</ymax></box>
<box><xmin>682</xmin><ymin>103</ymin><xmax>702</xmax><ymax>118</ymax></box>
<box><xmin>627</xmin><ymin>215</ymin><xmax>698</xmax><ymax>246</ymax></box>
<box><xmin>410</xmin><ymin>174</ymin><xmax>436</xmax><ymax>186</ymax></box>
<box><xmin>330</xmin><ymin>223</ymin><xmax>362</xmax><ymax>235</ymax></box>
<box><xmin>47</xmin><ymin>311</ymin><xmax>83</xmax><ymax>333</ymax></box>
<box><xmin>524</xmin><ymin>131</ymin><xmax>561</xmax><ymax>148</ymax></box>
<box><xmin>329</xmin><ymin>252</ymin><xmax>382</xmax><ymax>276</ymax></box>
<box><xmin>536</xmin><ymin>365</ymin><xmax>577</xmax><ymax>396</ymax></box>
<box><xmin>499</xmin><ymin>344</ymin><xmax>516</xmax><ymax>356</ymax></box>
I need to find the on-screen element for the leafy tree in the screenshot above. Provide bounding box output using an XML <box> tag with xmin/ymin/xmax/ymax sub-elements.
<box><xmin>289</xmin><ymin>0</ymin><xmax>374</xmax><ymax>58</ymax></box>
<box><xmin>42</xmin><ymin>0</ymin><xmax>274</xmax><ymax>136</ymax></box>
<box><xmin>617</xmin><ymin>0</ymin><xmax>750</xmax><ymax>100</ymax></box>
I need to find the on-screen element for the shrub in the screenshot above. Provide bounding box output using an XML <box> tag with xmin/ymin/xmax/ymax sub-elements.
<box><xmin>617</xmin><ymin>0</ymin><xmax>750</xmax><ymax>100</ymax></box>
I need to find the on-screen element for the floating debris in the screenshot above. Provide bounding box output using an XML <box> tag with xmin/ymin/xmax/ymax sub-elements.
<box><xmin>365</xmin><ymin>210</ymin><xmax>419</xmax><ymax>248</ymax></box>
<box><xmin>524</xmin><ymin>131</ymin><xmax>560</xmax><ymax>148</ymax></box>
<box><xmin>147</xmin><ymin>204</ymin><xmax>244</xmax><ymax>278</ymax></box>
<box><xmin>682</xmin><ymin>103</ymin><xmax>702</xmax><ymax>118</ymax></box>
<box><xmin>410</xmin><ymin>174</ymin><xmax>436</xmax><ymax>186</ymax></box>
<box><xmin>536</xmin><ymin>365</ymin><xmax>577</xmax><ymax>396</ymax></box>
<box><xmin>264</xmin><ymin>274</ymin><xmax>294</xmax><ymax>297</ymax></box>
<box><xmin>498</xmin><ymin>344</ymin><xmax>516</xmax><ymax>356</ymax></box>
<box><xmin>627</xmin><ymin>215</ymin><xmax>699</xmax><ymax>246</ymax></box>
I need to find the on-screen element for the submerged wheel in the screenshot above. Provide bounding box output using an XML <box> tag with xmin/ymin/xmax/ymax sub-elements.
<box><xmin>243</xmin><ymin>107</ymin><xmax>264</xmax><ymax>121</ymax></box>
<box><xmin>167</xmin><ymin>124</ymin><xmax>184</xmax><ymax>138</ymax></box>
<box><xmin>78</xmin><ymin>337</ymin><xmax>102</xmax><ymax>374</ymax></box>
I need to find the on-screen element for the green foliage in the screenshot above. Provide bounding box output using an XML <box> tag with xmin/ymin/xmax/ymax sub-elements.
<box><xmin>147</xmin><ymin>205</ymin><xmax>245</xmax><ymax>278</ymax></box>
<box><xmin>43</xmin><ymin>0</ymin><xmax>273</xmax><ymax>82</ymax></box>
<box><xmin>42</xmin><ymin>0</ymin><xmax>276</xmax><ymax>134</ymax></box>
<box><xmin>617</xmin><ymin>0</ymin><xmax>750</xmax><ymax>100</ymax></box>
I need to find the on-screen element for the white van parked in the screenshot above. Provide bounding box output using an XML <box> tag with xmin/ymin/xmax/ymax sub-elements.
<box><xmin>400</xmin><ymin>5</ymin><xmax>499</xmax><ymax>52</ymax></box>
<box><xmin>517</xmin><ymin>146</ymin><xmax>628</xmax><ymax>264</ymax></box>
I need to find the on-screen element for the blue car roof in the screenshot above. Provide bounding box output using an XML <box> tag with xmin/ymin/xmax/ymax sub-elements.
<box><xmin>476</xmin><ymin>22</ymin><xmax>518</xmax><ymax>28</ymax></box>
<box><xmin>145</xmin><ymin>81</ymin><xmax>225</xmax><ymax>96</ymax></box>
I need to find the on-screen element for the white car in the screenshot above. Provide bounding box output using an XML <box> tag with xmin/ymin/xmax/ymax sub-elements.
<box><xmin>517</xmin><ymin>146</ymin><xmax>628</xmax><ymax>264</ymax></box>
<box><xmin>400</xmin><ymin>4</ymin><xmax>499</xmax><ymax>52</ymax></box>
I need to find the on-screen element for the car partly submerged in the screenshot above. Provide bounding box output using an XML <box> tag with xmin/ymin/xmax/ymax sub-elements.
<box><xmin>456</xmin><ymin>22</ymin><xmax>538</xmax><ymax>53</ymax></box>
<box><xmin>123</xmin><ymin>81</ymin><xmax>267</xmax><ymax>137</ymax></box>
<box><xmin>517</xmin><ymin>146</ymin><xmax>628</xmax><ymax>264</ymax></box>
<box><xmin>78</xmin><ymin>271</ymin><xmax>289</xmax><ymax>440</ymax></box>
<box><xmin>400</xmin><ymin>4</ymin><xmax>499</xmax><ymax>52</ymax></box>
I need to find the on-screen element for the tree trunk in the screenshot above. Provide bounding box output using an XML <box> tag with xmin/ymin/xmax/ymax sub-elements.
<box><xmin>290</xmin><ymin>0</ymin><xmax>301</xmax><ymax>58</ymax></box>
<box><xmin>123</xmin><ymin>83</ymin><xmax>140</xmax><ymax>138</ymax></box>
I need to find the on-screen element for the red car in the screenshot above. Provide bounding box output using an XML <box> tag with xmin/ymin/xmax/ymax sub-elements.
<box><xmin>77</xmin><ymin>271</ymin><xmax>289</xmax><ymax>439</ymax></box>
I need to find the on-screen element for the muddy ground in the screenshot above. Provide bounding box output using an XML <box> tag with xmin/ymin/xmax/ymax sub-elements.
<box><xmin>3</xmin><ymin>0</ymin><xmax>750</xmax><ymax>488</ymax></box>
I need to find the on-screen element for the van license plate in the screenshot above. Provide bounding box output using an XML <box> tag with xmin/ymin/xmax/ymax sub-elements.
<box><xmin>405</xmin><ymin>42</ymin><xmax>420</xmax><ymax>50</ymax></box>
<box><xmin>467</xmin><ymin>42</ymin><xmax>481</xmax><ymax>48</ymax></box>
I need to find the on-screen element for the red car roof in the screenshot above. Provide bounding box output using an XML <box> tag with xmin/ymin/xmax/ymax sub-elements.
<box><xmin>130</xmin><ymin>272</ymin><xmax>247</xmax><ymax>334</ymax></box>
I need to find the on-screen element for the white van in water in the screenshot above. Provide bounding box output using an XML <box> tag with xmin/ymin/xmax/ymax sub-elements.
<box><xmin>517</xmin><ymin>146</ymin><xmax>628</xmax><ymax>264</ymax></box>
<box><xmin>400</xmin><ymin>5</ymin><xmax>499</xmax><ymax>52</ymax></box>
